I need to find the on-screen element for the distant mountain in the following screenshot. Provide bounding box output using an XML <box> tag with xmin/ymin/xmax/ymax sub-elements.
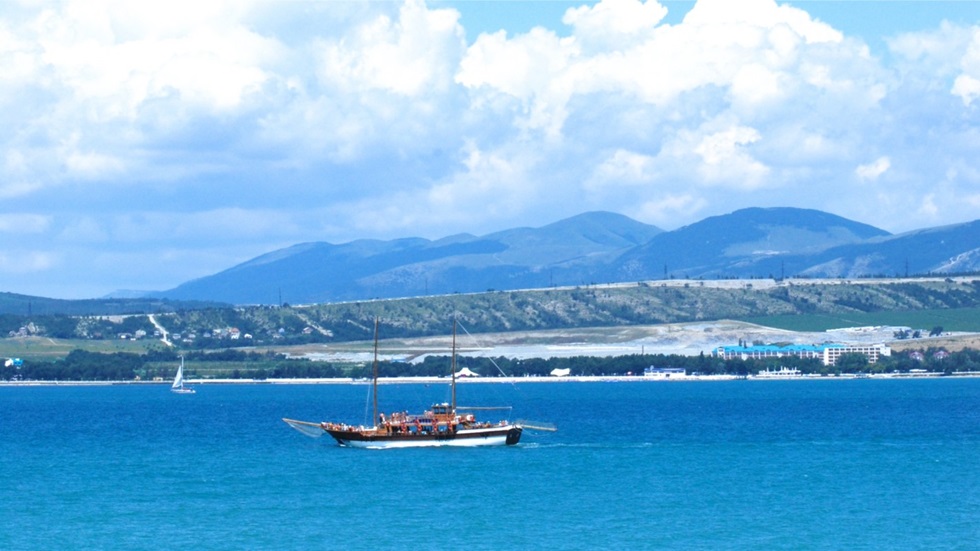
<box><xmin>612</xmin><ymin>207</ymin><xmax>891</xmax><ymax>280</ymax></box>
<box><xmin>139</xmin><ymin>207</ymin><xmax>980</xmax><ymax>305</ymax></box>
<box><xmin>793</xmin><ymin>219</ymin><xmax>980</xmax><ymax>278</ymax></box>
<box><xmin>155</xmin><ymin>211</ymin><xmax>663</xmax><ymax>304</ymax></box>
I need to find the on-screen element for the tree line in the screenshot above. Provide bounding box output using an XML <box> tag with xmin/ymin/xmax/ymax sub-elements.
<box><xmin>3</xmin><ymin>347</ymin><xmax>979</xmax><ymax>381</ymax></box>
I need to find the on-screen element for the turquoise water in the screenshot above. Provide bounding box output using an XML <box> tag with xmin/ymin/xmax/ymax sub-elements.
<box><xmin>2</xmin><ymin>379</ymin><xmax>978</xmax><ymax>550</ymax></box>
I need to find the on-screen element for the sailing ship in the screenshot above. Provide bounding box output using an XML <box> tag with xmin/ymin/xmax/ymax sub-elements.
<box><xmin>283</xmin><ymin>319</ymin><xmax>536</xmax><ymax>449</ymax></box>
<box><xmin>170</xmin><ymin>356</ymin><xmax>196</xmax><ymax>394</ymax></box>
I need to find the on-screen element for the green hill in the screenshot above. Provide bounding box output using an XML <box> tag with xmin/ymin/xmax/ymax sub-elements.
<box><xmin>4</xmin><ymin>278</ymin><xmax>978</xmax><ymax>356</ymax></box>
<box><xmin>0</xmin><ymin>292</ymin><xmax>227</xmax><ymax>316</ymax></box>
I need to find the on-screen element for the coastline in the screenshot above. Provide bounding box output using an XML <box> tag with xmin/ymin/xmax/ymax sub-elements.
<box><xmin>3</xmin><ymin>371</ymin><xmax>979</xmax><ymax>387</ymax></box>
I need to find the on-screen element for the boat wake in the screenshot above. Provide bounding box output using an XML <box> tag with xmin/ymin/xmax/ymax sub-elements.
<box><xmin>520</xmin><ymin>442</ymin><xmax>655</xmax><ymax>450</ymax></box>
<box><xmin>516</xmin><ymin>419</ymin><xmax>558</xmax><ymax>432</ymax></box>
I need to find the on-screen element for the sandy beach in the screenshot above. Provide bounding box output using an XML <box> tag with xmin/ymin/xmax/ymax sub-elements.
<box><xmin>6</xmin><ymin>370</ymin><xmax>978</xmax><ymax>387</ymax></box>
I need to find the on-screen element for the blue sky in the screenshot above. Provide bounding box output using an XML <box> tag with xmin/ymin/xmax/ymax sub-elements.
<box><xmin>2</xmin><ymin>0</ymin><xmax>980</xmax><ymax>299</ymax></box>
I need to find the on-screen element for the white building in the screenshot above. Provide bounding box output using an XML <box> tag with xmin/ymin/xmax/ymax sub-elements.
<box><xmin>644</xmin><ymin>367</ymin><xmax>686</xmax><ymax>379</ymax></box>
<box><xmin>714</xmin><ymin>343</ymin><xmax>891</xmax><ymax>366</ymax></box>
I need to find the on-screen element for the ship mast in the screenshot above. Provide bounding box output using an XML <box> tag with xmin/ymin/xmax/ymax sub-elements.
<box><xmin>451</xmin><ymin>317</ymin><xmax>457</xmax><ymax>412</ymax></box>
<box><xmin>372</xmin><ymin>318</ymin><xmax>379</xmax><ymax>427</ymax></box>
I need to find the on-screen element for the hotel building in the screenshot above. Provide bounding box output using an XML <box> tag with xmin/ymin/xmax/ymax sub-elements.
<box><xmin>713</xmin><ymin>343</ymin><xmax>891</xmax><ymax>366</ymax></box>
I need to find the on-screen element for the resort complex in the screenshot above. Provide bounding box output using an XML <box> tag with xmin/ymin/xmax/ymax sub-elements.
<box><xmin>713</xmin><ymin>343</ymin><xmax>891</xmax><ymax>366</ymax></box>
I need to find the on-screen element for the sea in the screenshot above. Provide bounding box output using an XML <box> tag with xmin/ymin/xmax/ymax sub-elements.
<box><xmin>2</xmin><ymin>378</ymin><xmax>978</xmax><ymax>550</ymax></box>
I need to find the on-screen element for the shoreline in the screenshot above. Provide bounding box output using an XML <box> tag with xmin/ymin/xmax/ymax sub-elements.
<box><xmin>3</xmin><ymin>371</ymin><xmax>979</xmax><ymax>387</ymax></box>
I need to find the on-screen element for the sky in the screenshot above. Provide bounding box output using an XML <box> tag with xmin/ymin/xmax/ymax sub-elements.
<box><xmin>2</xmin><ymin>0</ymin><xmax>980</xmax><ymax>299</ymax></box>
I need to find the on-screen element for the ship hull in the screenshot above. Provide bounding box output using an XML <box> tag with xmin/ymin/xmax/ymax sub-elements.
<box><xmin>326</xmin><ymin>425</ymin><xmax>523</xmax><ymax>449</ymax></box>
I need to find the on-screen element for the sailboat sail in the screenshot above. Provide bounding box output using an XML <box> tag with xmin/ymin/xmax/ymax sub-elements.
<box><xmin>171</xmin><ymin>356</ymin><xmax>195</xmax><ymax>394</ymax></box>
<box><xmin>171</xmin><ymin>360</ymin><xmax>184</xmax><ymax>389</ymax></box>
<box><xmin>283</xmin><ymin>418</ymin><xmax>326</xmax><ymax>438</ymax></box>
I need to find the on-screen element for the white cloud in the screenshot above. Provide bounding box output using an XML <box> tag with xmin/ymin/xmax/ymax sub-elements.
<box><xmin>585</xmin><ymin>149</ymin><xmax>657</xmax><ymax>191</ymax></box>
<box><xmin>917</xmin><ymin>193</ymin><xmax>939</xmax><ymax>218</ymax></box>
<box><xmin>3</xmin><ymin>0</ymin><xmax>980</xmax><ymax>297</ymax></box>
<box><xmin>0</xmin><ymin>0</ymin><xmax>291</xmax><ymax>198</ymax></box>
<box><xmin>32</xmin><ymin>0</ymin><xmax>281</xmax><ymax>114</ymax></box>
<box><xmin>0</xmin><ymin>251</ymin><xmax>58</xmax><ymax>274</ymax></box>
<box><xmin>888</xmin><ymin>22</ymin><xmax>980</xmax><ymax>106</ymax></box>
<box><xmin>111</xmin><ymin>208</ymin><xmax>305</xmax><ymax>243</ymax></box>
<box><xmin>856</xmin><ymin>156</ymin><xmax>891</xmax><ymax>182</ymax></box>
<box><xmin>457</xmin><ymin>28</ymin><xmax>571</xmax><ymax>100</ymax></box>
<box><xmin>457</xmin><ymin>0</ymin><xmax>853</xmax><ymax>138</ymax></box>
<box><xmin>888</xmin><ymin>21</ymin><xmax>974</xmax><ymax>75</ymax></box>
<box><xmin>321</xmin><ymin>140</ymin><xmax>545</xmax><ymax>239</ymax></box>
<box><xmin>0</xmin><ymin>23</ymin><xmax>39</xmax><ymax>99</ymax></box>
<box><xmin>319</xmin><ymin>0</ymin><xmax>464</xmax><ymax>96</ymax></box>
<box><xmin>249</xmin><ymin>1</ymin><xmax>469</xmax><ymax>164</ymax></box>
<box><xmin>456</xmin><ymin>27</ymin><xmax>576</xmax><ymax>138</ymax></box>
<box><xmin>0</xmin><ymin>213</ymin><xmax>50</xmax><ymax>234</ymax></box>
<box><xmin>693</xmin><ymin>125</ymin><xmax>769</xmax><ymax>187</ymax></box>
<box><xmin>952</xmin><ymin>27</ymin><xmax>980</xmax><ymax>105</ymax></box>
<box><xmin>729</xmin><ymin>63</ymin><xmax>787</xmax><ymax>109</ymax></box>
<box><xmin>638</xmin><ymin>120</ymin><xmax>770</xmax><ymax>190</ymax></box>
<box><xmin>634</xmin><ymin>194</ymin><xmax>708</xmax><ymax>228</ymax></box>
<box><xmin>56</xmin><ymin>217</ymin><xmax>108</xmax><ymax>243</ymax></box>
<box><xmin>425</xmin><ymin>143</ymin><xmax>539</xmax><ymax>221</ymax></box>
<box><xmin>953</xmin><ymin>74</ymin><xmax>980</xmax><ymax>106</ymax></box>
<box><xmin>683</xmin><ymin>0</ymin><xmax>841</xmax><ymax>44</ymax></box>
<box><xmin>563</xmin><ymin>0</ymin><xmax>668</xmax><ymax>50</ymax></box>
<box><xmin>62</xmin><ymin>146</ymin><xmax>126</xmax><ymax>180</ymax></box>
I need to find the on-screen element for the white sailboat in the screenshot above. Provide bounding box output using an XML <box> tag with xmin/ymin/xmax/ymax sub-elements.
<box><xmin>171</xmin><ymin>356</ymin><xmax>195</xmax><ymax>394</ymax></box>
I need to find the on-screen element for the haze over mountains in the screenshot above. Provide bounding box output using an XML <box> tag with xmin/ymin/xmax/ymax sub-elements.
<box><xmin>139</xmin><ymin>207</ymin><xmax>980</xmax><ymax>306</ymax></box>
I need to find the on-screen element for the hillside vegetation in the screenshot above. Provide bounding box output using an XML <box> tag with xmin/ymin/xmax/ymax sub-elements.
<box><xmin>290</xmin><ymin>278</ymin><xmax>980</xmax><ymax>339</ymax></box>
<box><xmin>4</xmin><ymin>278</ymin><xmax>979</xmax><ymax>352</ymax></box>
<box><xmin>0</xmin><ymin>292</ymin><xmax>227</xmax><ymax>316</ymax></box>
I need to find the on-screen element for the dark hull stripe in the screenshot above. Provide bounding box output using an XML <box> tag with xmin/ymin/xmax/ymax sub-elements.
<box><xmin>326</xmin><ymin>427</ymin><xmax>523</xmax><ymax>446</ymax></box>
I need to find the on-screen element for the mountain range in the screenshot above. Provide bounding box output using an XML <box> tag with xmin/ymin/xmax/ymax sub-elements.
<box><xmin>145</xmin><ymin>207</ymin><xmax>980</xmax><ymax>306</ymax></box>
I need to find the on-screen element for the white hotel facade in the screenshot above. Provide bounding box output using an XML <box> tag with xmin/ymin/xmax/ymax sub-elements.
<box><xmin>714</xmin><ymin>343</ymin><xmax>891</xmax><ymax>366</ymax></box>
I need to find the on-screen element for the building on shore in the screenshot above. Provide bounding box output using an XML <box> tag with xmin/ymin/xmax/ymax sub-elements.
<box><xmin>756</xmin><ymin>367</ymin><xmax>801</xmax><ymax>377</ymax></box>
<box><xmin>643</xmin><ymin>367</ymin><xmax>687</xmax><ymax>379</ymax></box>
<box><xmin>713</xmin><ymin>343</ymin><xmax>890</xmax><ymax>366</ymax></box>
